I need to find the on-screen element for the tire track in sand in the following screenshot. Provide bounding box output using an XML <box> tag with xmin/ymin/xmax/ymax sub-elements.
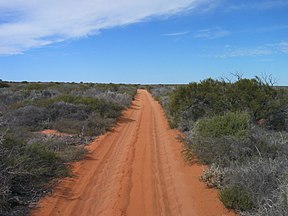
<box><xmin>32</xmin><ymin>89</ymin><xmax>235</xmax><ymax>216</ymax></box>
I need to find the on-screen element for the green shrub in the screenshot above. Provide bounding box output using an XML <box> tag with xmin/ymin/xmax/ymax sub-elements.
<box><xmin>169</xmin><ymin>79</ymin><xmax>229</xmax><ymax>127</ymax></box>
<box><xmin>24</xmin><ymin>143</ymin><xmax>68</xmax><ymax>178</ymax></box>
<box><xmin>182</xmin><ymin>112</ymin><xmax>250</xmax><ymax>166</ymax></box>
<box><xmin>231</xmin><ymin>78</ymin><xmax>287</xmax><ymax>131</ymax></box>
<box><xmin>57</xmin><ymin>146</ymin><xmax>88</xmax><ymax>162</ymax></box>
<box><xmin>220</xmin><ymin>185</ymin><xmax>254</xmax><ymax>211</ymax></box>
<box><xmin>4</xmin><ymin>105</ymin><xmax>49</xmax><ymax>130</ymax></box>
<box><xmin>47</xmin><ymin>102</ymin><xmax>90</xmax><ymax>121</ymax></box>
<box><xmin>84</xmin><ymin>114</ymin><xmax>114</xmax><ymax>136</ymax></box>
<box><xmin>25</xmin><ymin>83</ymin><xmax>56</xmax><ymax>90</ymax></box>
<box><xmin>0</xmin><ymin>81</ymin><xmax>10</xmax><ymax>88</ymax></box>
<box><xmin>185</xmin><ymin>136</ymin><xmax>239</xmax><ymax>166</ymax></box>
<box><xmin>51</xmin><ymin>119</ymin><xmax>85</xmax><ymax>135</ymax></box>
<box><xmin>51</xmin><ymin>115</ymin><xmax>113</xmax><ymax>136</ymax></box>
<box><xmin>0</xmin><ymin>129</ymin><xmax>89</xmax><ymax>215</ymax></box>
<box><xmin>36</xmin><ymin>95</ymin><xmax>123</xmax><ymax>118</ymax></box>
<box><xmin>195</xmin><ymin>111</ymin><xmax>250</xmax><ymax>138</ymax></box>
<box><xmin>169</xmin><ymin>77</ymin><xmax>288</xmax><ymax>131</ymax></box>
<box><xmin>162</xmin><ymin>77</ymin><xmax>288</xmax><ymax>215</ymax></box>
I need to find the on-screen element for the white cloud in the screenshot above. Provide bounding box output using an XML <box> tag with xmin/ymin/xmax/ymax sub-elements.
<box><xmin>272</xmin><ymin>42</ymin><xmax>288</xmax><ymax>54</ymax></box>
<box><xmin>194</xmin><ymin>27</ymin><xmax>230</xmax><ymax>39</ymax></box>
<box><xmin>217</xmin><ymin>41</ymin><xmax>288</xmax><ymax>58</ymax></box>
<box><xmin>219</xmin><ymin>47</ymin><xmax>273</xmax><ymax>58</ymax></box>
<box><xmin>0</xmin><ymin>0</ymin><xmax>208</xmax><ymax>55</ymax></box>
<box><xmin>251</xmin><ymin>0</ymin><xmax>288</xmax><ymax>10</ymax></box>
<box><xmin>162</xmin><ymin>31</ymin><xmax>190</xmax><ymax>36</ymax></box>
<box><xmin>222</xmin><ymin>0</ymin><xmax>288</xmax><ymax>11</ymax></box>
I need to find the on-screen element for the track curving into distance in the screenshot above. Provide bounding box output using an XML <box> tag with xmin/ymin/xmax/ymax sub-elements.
<box><xmin>32</xmin><ymin>89</ymin><xmax>235</xmax><ymax>216</ymax></box>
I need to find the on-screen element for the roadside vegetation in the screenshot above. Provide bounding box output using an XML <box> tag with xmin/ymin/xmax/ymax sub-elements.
<box><xmin>151</xmin><ymin>77</ymin><xmax>288</xmax><ymax>215</ymax></box>
<box><xmin>0</xmin><ymin>81</ymin><xmax>136</xmax><ymax>215</ymax></box>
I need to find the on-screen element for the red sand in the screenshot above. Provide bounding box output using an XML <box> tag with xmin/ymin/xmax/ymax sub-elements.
<box><xmin>40</xmin><ymin>129</ymin><xmax>74</xmax><ymax>136</ymax></box>
<box><xmin>32</xmin><ymin>89</ymin><xmax>235</xmax><ymax>216</ymax></box>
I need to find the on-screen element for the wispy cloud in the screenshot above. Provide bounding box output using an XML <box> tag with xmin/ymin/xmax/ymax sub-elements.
<box><xmin>194</xmin><ymin>27</ymin><xmax>230</xmax><ymax>39</ymax></box>
<box><xmin>269</xmin><ymin>42</ymin><xmax>288</xmax><ymax>54</ymax></box>
<box><xmin>217</xmin><ymin>41</ymin><xmax>288</xmax><ymax>58</ymax></box>
<box><xmin>162</xmin><ymin>31</ymin><xmax>190</xmax><ymax>37</ymax></box>
<box><xmin>222</xmin><ymin>0</ymin><xmax>288</xmax><ymax>11</ymax></box>
<box><xmin>251</xmin><ymin>0</ymin><xmax>288</xmax><ymax>10</ymax></box>
<box><xmin>0</xmin><ymin>0</ymin><xmax>209</xmax><ymax>55</ymax></box>
<box><xmin>218</xmin><ymin>47</ymin><xmax>273</xmax><ymax>58</ymax></box>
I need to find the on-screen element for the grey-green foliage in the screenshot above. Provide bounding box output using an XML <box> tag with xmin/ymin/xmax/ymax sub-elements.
<box><xmin>1</xmin><ymin>83</ymin><xmax>136</xmax><ymax>136</ymax></box>
<box><xmin>0</xmin><ymin>130</ymin><xmax>69</xmax><ymax>215</ymax></box>
<box><xmin>220</xmin><ymin>185</ymin><xmax>255</xmax><ymax>211</ymax></box>
<box><xmin>169</xmin><ymin>78</ymin><xmax>288</xmax><ymax>131</ymax></box>
<box><xmin>0</xmin><ymin>82</ymin><xmax>137</xmax><ymax>215</ymax></box>
<box><xmin>194</xmin><ymin>111</ymin><xmax>250</xmax><ymax>139</ymax></box>
<box><xmin>154</xmin><ymin>77</ymin><xmax>288</xmax><ymax>214</ymax></box>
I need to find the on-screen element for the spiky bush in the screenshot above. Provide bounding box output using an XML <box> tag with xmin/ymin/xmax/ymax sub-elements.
<box><xmin>200</xmin><ymin>164</ymin><xmax>226</xmax><ymax>188</ymax></box>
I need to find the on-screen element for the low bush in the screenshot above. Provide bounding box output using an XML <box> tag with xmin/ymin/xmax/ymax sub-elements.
<box><xmin>149</xmin><ymin>85</ymin><xmax>177</xmax><ymax>127</ymax></box>
<box><xmin>0</xmin><ymin>81</ymin><xmax>10</xmax><ymax>88</ymax></box>
<box><xmin>0</xmin><ymin>81</ymin><xmax>136</xmax><ymax>215</ymax></box>
<box><xmin>51</xmin><ymin>113</ymin><xmax>113</xmax><ymax>136</ymax></box>
<box><xmin>47</xmin><ymin>102</ymin><xmax>90</xmax><ymax>121</ymax></box>
<box><xmin>158</xmin><ymin>77</ymin><xmax>288</xmax><ymax>214</ymax></box>
<box><xmin>250</xmin><ymin>181</ymin><xmax>288</xmax><ymax>216</ymax></box>
<box><xmin>2</xmin><ymin>96</ymin><xmax>125</xmax><ymax>135</ymax></box>
<box><xmin>169</xmin><ymin>78</ymin><xmax>288</xmax><ymax>131</ymax></box>
<box><xmin>71</xmin><ymin>89</ymin><xmax>133</xmax><ymax>107</ymax></box>
<box><xmin>83</xmin><ymin>113</ymin><xmax>114</xmax><ymax>136</ymax></box>
<box><xmin>169</xmin><ymin>79</ymin><xmax>229</xmax><ymax>127</ymax></box>
<box><xmin>4</xmin><ymin>105</ymin><xmax>49</xmax><ymax>130</ymax></box>
<box><xmin>184</xmin><ymin>112</ymin><xmax>251</xmax><ymax>166</ymax></box>
<box><xmin>25</xmin><ymin>83</ymin><xmax>57</xmax><ymax>91</ymax></box>
<box><xmin>195</xmin><ymin>111</ymin><xmax>250</xmax><ymax>139</ymax></box>
<box><xmin>220</xmin><ymin>185</ymin><xmax>254</xmax><ymax>211</ymax></box>
<box><xmin>57</xmin><ymin>146</ymin><xmax>87</xmax><ymax>162</ymax></box>
<box><xmin>181</xmin><ymin>142</ymin><xmax>197</xmax><ymax>165</ymax></box>
<box><xmin>0</xmin><ymin>129</ymin><xmax>87</xmax><ymax>216</ymax></box>
<box><xmin>36</xmin><ymin>95</ymin><xmax>123</xmax><ymax>119</ymax></box>
<box><xmin>51</xmin><ymin>119</ymin><xmax>86</xmax><ymax>135</ymax></box>
<box><xmin>186</xmin><ymin>136</ymin><xmax>241</xmax><ymax>166</ymax></box>
<box><xmin>200</xmin><ymin>164</ymin><xmax>225</xmax><ymax>188</ymax></box>
<box><xmin>223</xmin><ymin>158</ymin><xmax>288</xmax><ymax>210</ymax></box>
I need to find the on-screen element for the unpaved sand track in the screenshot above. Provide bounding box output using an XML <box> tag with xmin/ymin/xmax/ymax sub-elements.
<box><xmin>32</xmin><ymin>89</ymin><xmax>235</xmax><ymax>216</ymax></box>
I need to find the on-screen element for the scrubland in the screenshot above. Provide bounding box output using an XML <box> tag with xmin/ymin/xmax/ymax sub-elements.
<box><xmin>151</xmin><ymin>78</ymin><xmax>288</xmax><ymax>215</ymax></box>
<box><xmin>0</xmin><ymin>81</ymin><xmax>136</xmax><ymax>215</ymax></box>
<box><xmin>1</xmin><ymin>77</ymin><xmax>288</xmax><ymax>216</ymax></box>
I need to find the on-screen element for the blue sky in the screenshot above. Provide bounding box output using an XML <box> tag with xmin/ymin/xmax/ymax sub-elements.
<box><xmin>0</xmin><ymin>0</ymin><xmax>288</xmax><ymax>84</ymax></box>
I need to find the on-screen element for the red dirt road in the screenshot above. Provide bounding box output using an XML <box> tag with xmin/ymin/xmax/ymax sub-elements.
<box><xmin>32</xmin><ymin>90</ymin><xmax>235</xmax><ymax>216</ymax></box>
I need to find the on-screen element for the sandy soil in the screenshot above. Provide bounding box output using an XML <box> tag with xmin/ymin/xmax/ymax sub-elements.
<box><xmin>31</xmin><ymin>89</ymin><xmax>235</xmax><ymax>216</ymax></box>
<box><xmin>39</xmin><ymin>129</ymin><xmax>75</xmax><ymax>136</ymax></box>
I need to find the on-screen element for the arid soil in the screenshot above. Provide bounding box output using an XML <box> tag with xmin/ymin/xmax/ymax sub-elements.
<box><xmin>39</xmin><ymin>129</ymin><xmax>74</xmax><ymax>136</ymax></box>
<box><xmin>32</xmin><ymin>89</ymin><xmax>235</xmax><ymax>216</ymax></box>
